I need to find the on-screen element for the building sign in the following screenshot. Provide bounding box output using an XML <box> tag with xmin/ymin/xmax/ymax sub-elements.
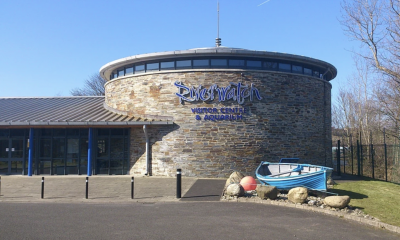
<box><xmin>174</xmin><ymin>81</ymin><xmax>262</xmax><ymax>104</ymax></box>
<box><xmin>191</xmin><ymin>107</ymin><xmax>246</xmax><ymax>121</ymax></box>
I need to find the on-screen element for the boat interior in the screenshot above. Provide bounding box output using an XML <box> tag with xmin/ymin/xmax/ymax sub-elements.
<box><xmin>257</xmin><ymin>163</ymin><xmax>323</xmax><ymax>177</ymax></box>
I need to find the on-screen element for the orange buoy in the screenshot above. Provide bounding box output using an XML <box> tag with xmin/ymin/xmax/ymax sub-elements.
<box><xmin>240</xmin><ymin>176</ymin><xmax>257</xmax><ymax>191</ymax></box>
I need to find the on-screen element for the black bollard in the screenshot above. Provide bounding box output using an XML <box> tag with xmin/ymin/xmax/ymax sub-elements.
<box><xmin>0</xmin><ymin>176</ymin><xmax>2</xmax><ymax>196</ymax></box>
<box><xmin>41</xmin><ymin>177</ymin><xmax>44</xmax><ymax>199</ymax></box>
<box><xmin>85</xmin><ymin>177</ymin><xmax>89</xmax><ymax>199</ymax></box>
<box><xmin>176</xmin><ymin>168</ymin><xmax>181</xmax><ymax>198</ymax></box>
<box><xmin>131</xmin><ymin>176</ymin><xmax>134</xmax><ymax>199</ymax></box>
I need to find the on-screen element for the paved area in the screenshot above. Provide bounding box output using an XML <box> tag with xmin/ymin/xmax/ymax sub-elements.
<box><xmin>0</xmin><ymin>201</ymin><xmax>399</xmax><ymax>240</ymax></box>
<box><xmin>0</xmin><ymin>175</ymin><xmax>202</xmax><ymax>203</ymax></box>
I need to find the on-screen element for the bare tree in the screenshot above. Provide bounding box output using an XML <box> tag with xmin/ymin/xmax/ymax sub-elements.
<box><xmin>341</xmin><ymin>0</ymin><xmax>400</xmax><ymax>82</ymax></box>
<box><xmin>70</xmin><ymin>73</ymin><xmax>106</xmax><ymax>96</ymax></box>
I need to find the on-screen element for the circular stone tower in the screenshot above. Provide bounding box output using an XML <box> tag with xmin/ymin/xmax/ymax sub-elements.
<box><xmin>100</xmin><ymin>47</ymin><xmax>337</xmax><ymax>177</ymax></box>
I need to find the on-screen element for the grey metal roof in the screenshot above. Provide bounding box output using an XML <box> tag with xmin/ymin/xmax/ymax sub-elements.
<box><xmin>0</xmin><ymin>96</ymin><xmax>173</xmax><ymax>126</ymax></box>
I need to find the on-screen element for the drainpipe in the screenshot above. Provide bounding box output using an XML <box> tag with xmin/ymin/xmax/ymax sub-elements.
<box><xmin>143</xmin><ymin>125</ymin><xmax>150</xmax><ymax>175</ymax></box>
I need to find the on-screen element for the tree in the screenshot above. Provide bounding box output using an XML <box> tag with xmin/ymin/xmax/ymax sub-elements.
<box><xmin>341</xmin><ymin>0</ymin><xmax>400</xmax><ymax>82</ymax></box>
<box><xmin>70</xmin><ymin>73</ymin><xmax>106</xmax><ymax>96</ymax></box>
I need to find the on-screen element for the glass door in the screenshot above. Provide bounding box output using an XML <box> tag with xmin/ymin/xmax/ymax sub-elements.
<box><xmin>0</xmin><ymin>138</ymin><xmax>25</xmax><ymax>175</ymax></box>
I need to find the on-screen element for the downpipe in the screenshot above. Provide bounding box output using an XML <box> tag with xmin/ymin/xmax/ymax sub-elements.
<box><xmin>143</xmin><ymin>125</ymin><xmax>150</xmax><ymax>175</ymax></box>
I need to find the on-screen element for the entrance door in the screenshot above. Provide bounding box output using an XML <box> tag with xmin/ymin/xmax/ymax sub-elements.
<box><xmin>0</xmin><ymin>138</ymin><xmax>24</xmax><ymax>175</ymax></box>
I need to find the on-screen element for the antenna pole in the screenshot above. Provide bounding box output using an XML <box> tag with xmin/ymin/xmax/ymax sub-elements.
<box><xmin>216</xmin><ymin>1</ymin><xmax>221</xmax><ymax>47</ymax></box>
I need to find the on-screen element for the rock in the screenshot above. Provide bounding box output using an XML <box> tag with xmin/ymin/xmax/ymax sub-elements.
<box><xmin>256</xmin><ymin>185</ymin><xmax>278</xmax><ymax>200</ymax></box>
<box><xmin>323</xmin><ymin>196</ymin><xmax>351</xmax><ymax>209</ymax></box>
<box><xmin>225</xmin><ymin>183</ymin><xmax>245</xmax><ymax>197</ymax></box>
<box><xmin>288</xmin><ymin>187</ymin><xmax>308</xmax><ymax>204</ymax></box>
<box><xmin>225</xmin><ymin>171</ymin><xmax>245</xmax><ymax>188</ymax></box>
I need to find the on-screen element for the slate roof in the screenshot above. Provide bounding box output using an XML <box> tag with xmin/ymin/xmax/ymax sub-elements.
<box><xmin>0</xmin><ymin>96</ymin><xmax>173</xmax><ymax>126</ymax></box>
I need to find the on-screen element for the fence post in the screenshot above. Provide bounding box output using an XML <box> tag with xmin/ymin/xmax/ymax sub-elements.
<box><xmin>176</xmin><ymin>168</ymin><xmax>182</xmax><ymax>198</ymax></box>
<box><xmin>343</xmin><ymin>141</ymin><xmax>346</xmax><ymax>174</ymax></box>
<box><xmin>85</xmin><ymin>177</ymin><xmax>89</xmax><ymax>199</ymax></box>
<box><xmin>41</xmin><ymin>177</ymin><xmax>44</xmax><ymax>199</ymax></box>
<box><xmin>351</xmin><ymin>142</ymin><xmax>354</xmax><ymax>175</ymax></box>
<box><xmin>336</xmin><ymin>140</ymin><xmax>341</xmax><ymax>176</ymax></box>
<box><xmin>371</xmin><ymin>143</ymin><xmax>375</xmax><ymax>179</ymax></box>
<box><xmin>131</xmin><ymin>176</ymin><xmax>134</xmax><ymax>199</ymax></box>
<box><xmin>357</xmin><ymin>140</ymin><xmax>361</xmax><ymax>177</ymax></box>
<box><xmin>384</xmin><ymin>128</ymin><xmax>388</xmax><ymax>182</ymax></box>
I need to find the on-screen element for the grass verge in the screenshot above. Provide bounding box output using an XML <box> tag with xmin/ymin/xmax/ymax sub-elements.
<box><xmin>331</xmin><ymin>178</ymin><xmax>400</xmax><ymax>227</ymax></box>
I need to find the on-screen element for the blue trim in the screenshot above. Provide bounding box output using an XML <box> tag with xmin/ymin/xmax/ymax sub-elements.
<box><xmin>28</xmin><ymin>128</ymin><xmax>34</xmax><ymax>176</ymax></box>
<box><xmin>87</xmin><ymin>128</ymin><xmax>93</xmax><ymax>176</ymax></box>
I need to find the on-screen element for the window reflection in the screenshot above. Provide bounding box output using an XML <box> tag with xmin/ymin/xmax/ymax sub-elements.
<box><xmin>110</xmin><ymin>58</ymin><xmax>327</xmax><ymax>80</ymax></box>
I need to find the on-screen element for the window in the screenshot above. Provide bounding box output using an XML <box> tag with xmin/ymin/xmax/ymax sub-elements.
<box><xmin>247</xmin><ymin>60</ymin><xmax>262</xmax><ymax>68</ymax></box>
<box><xmin>304</xmin><ymin>68</ymin><xmax>312</xmax><ymax>76</ymax></box>
<box><xmin>146</xmin><ymin>63</ymin><xmax>159</xmax><ymax>72</ymax></box>
<box><xmin>229</xmin><ymin>59</ymin><xmax>245</xmax><ymax>67</ymax></box>
<box><xmin>193</xmin><ymin>59</ymin><xmax>209</xmax><ymax>67</ymax></box>
<box><xmin>113</xmin><ymin>71</ymin><xmax>118</xmax><ymax>79</ymax></box>
<box><xmin>279</xmin><ymin>63</ymin><xmax>291</xmax><ymax>72</ymax></box>
<box><xmin>211</xmin><ymin>59</ymin><xmax>227</xmax><ymax>67</ymax></box>
<box><xmin>125</xmin><ymin>67</ymin><xmax>134</xmax><ymax>75</ymax></box>
<box><xmin>313</xmin><ymin>71</ymin><xmax>320</xmax><ymax>77</ymax></box>
<box><xmin>161</xmin><ymin>61</ymin><xmax>174</xmax><ymax>69</ymax></box>
<box><xmin>264</xmin><ymin>62</ymin><xmax>278</xmax><ymax>70</ymax></box>
<box><xmin>135</xmin><ymin>65</ymin><xmax>145</xmax><ymax>73</ymax></box>
<box><xmin>118</xmin><ymin>69</ymin><xmax>124</xmax><ymax>77</ymax></box>
<box><xmin>292</xmin><ymin>65</ymin><xmax>302</xmax><ymax>73</ymax></box>
<box><xmin>176</xmin><ymin>60</ymin><xmax>191</xmax><ymax>68</ymax></box>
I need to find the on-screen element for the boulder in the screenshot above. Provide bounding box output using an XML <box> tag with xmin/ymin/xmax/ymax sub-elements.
<box><xmin>225</xmin><ymin>183</ymin><xmax>245</xmax><ymax>197</ymax></box>
<box><xmin>224</xmin><ymin>171</ymin><xmax>246</xmax><ymax>188</ymax></box>
<box><xmin>324</xmin><ymin>196</ymin><xmax>351</xmax><ymax>209</ymax></box>
<box><xmin>288</xmin><ymin>187</ymin><xmax>308</xmax><ymax>204</ymax></box>
<box><xmin>256</xmin><ymin>185</ymin><xmax>278</xmax><ymax>200</ymax></box>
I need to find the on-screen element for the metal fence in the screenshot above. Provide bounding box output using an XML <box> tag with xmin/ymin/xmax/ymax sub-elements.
<box><xmin>333</xmin><ymin>140</ymin><xmax>400</xmax><ymax>184</ymax></box>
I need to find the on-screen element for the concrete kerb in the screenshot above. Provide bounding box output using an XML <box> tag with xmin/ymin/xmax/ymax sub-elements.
<box><xmin>223</xmin><ymin>196</ymin><xmax>400</xmax><ymax>234</ymax></box>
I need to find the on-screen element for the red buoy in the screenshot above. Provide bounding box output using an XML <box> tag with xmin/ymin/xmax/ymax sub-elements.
<box><xmin>240</xmin><ymin>176</ymin><xmax>257</xmax><ymax>191</ymax></box>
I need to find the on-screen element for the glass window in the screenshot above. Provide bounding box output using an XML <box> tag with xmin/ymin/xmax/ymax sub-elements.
<box><xmin>125</xmin><ymin>67</ymin><xmax>134</xmax><ymax>75</ymax></box>
<box><xmin>53</xmin><ymin>129</ymin><xmax>65</xmax><ymax>137</ymax></box>
<box><xmin>176</xmin><ymin>60</ymin><xmax>191</xmax><ymax>68</ymax></box>
<box><xmin>229</xmin><ymin>59</ymin><xmax>245</xmax><ymax>67</ymax></box>
<box><xmin>67</xmin><ymin>129</ymin><xmax>79</xmax><ymax>136</ymax></box>
<box><xmin>41</xmin><ymin>129</ymin><xmax>52</xmax><ymax>137</ymax></box>
<box><xmin>97</xmin><ymin>138</ymin><xmax>108</xmax><ymax>158</ymax></box>
<box><xmin>193</xmin><ymin>59</ymin><xmax>209</xmax><ymax>67</ymax></box>
<box><xmin>279</xmin><ymin>63</ymin><xmax>291</xmax><ymax>72</ymax></box>
<box><xmin>161</xmin><ymin>61</ymin><xmax>174</xmax><ymax>69</ymax></box>
<box><xmin>211</xmin><ymin>59</ymin><xmax>227</xmax><ymax>66</ymax></box>
<box><xmin>113</xmin><ymin>71</ymin><xmax>118</xmax><ymax>79</ymax></box>
<box><xmin>0</xmin><ymin>130</ymin><xmax>8</xmax><ymax>137</ymax></box>
<box><xmin>264</xmin><ymin>62</ymin><xmax>278</xmax><ymax>70</ymax></box>
<box><xmin>304</xmin><ymin>68</ymin><xmax>312</xmax><ymax>76</ymax></box>
<box><xmin>118</xmin><ymin>69</ymin><xmax>124</xmax><ymax>77</ymax></box>
<box><xmin>111</xmin><ymin>129</ymin><xmax>124</xmax><ymax>136</ymax></box>
<box><xmin>40</xmin><ymin>139</ymin><xmax>52</xmax><ymax>158</ymax></box>
<box><xmin>98</xmin><ymin>129</ymin><xmax>109</xmax><ymax>136</ymax></box>
<box><xmin>52</xmin><ymin>138</ymin><xmax>65</xmax><ymax>158</ymax></box>
<box><xmin>10</xmin><ymin>129</ymin><xmax>26</xmax><ymax>137</ymax></box>
<box><xmin>247</xmin><ymin>60</ymin><xmax>262</xmax><ymax>68</ymax></box>
<box><xmin>146</xmin><ymin>63</ymin><xmax>159</xmax><ymax>72</ymax></box>
<box><xmin>135</xmin><ymin>65</ymin><xmax>145</xmax><ymax>73</ymax></box>
<box><xmin>313</xmin><ymin>71</ymin><xmax>320</xmax><ymax>77</ymax></box>
<box><xmin>292</xmin><ymin>65</ymin><xmax>302</xmax><ymax>73</ymax></box>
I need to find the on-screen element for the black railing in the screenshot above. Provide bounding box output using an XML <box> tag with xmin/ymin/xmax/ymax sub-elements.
<box><xmin>333</xmin><ymin>140</ymin><xmax>400</xmax><ymax>184</ymax></box>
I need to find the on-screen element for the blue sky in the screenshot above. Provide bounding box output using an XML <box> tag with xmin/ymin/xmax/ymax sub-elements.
<box><xmin>0</xmin><ymin>0</ymin><xmax>356</xmax><ymax>99</ymax></box>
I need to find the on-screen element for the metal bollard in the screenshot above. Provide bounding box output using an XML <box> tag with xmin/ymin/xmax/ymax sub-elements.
<box><xmin>176</xmin><ymin>168</ymin><xmax>181</xmax><ymax>198</ymax></box>
<box><xmin>85</xmin><ymin>177</ymin><xmax>89</xmax><ymax>199</ymax></box>
<box><xmin>0</xmin><ymin>176</ymin><xmax>2</xmax><ymax>196</ymax></box>
<box><xmin>41</xmin><ymin>177</ymin><xmax>44</xmax><ymax>199</ymax></box>
<box><xmin>131</xmin><ymin>176</ymin><xmax>134</xmax><ymax>199</ymax></box>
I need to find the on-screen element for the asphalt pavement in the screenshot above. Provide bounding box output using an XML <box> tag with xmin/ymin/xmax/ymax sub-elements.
<box><xmin>0</xmin><ymin>175</ymin><xmax>399</xmax><ymax>239</ymax></box>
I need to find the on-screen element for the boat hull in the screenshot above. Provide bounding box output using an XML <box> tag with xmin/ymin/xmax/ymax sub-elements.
<box><xmin>255</xmin><ymin>162</ymin><xmax>333</xmax><ymax>191</ymax></box>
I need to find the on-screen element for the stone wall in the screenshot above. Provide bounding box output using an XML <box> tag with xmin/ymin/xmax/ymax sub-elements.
<box><xmin>105</xmin><ymin>70</ymin><xmax>332</xmax><ymax>177</ymax></box>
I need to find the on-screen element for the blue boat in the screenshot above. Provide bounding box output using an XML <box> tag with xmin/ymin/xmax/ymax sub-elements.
<box><xmin>255</xmin><ymin>161</ymin><xmax>333</xmax><ymax>191</ymax></box>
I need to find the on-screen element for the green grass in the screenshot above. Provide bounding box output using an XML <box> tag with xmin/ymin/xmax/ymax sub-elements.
<box><xmin>331</xmin><ymin>178</ymin><xmax>400</xmax><ymax>227</ymax></box>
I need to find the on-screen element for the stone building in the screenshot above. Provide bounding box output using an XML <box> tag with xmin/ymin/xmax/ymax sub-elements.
<box><xmin>0</xmin><ymin>46</ymin><xmax>336</xmax><ymax>177</ymax></box>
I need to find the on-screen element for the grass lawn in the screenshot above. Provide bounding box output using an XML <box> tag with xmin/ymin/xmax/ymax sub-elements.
<box><xmin>331</xmin><ymin>178</ymin><xmax>400</xmax><ymax>227</ymax></box>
